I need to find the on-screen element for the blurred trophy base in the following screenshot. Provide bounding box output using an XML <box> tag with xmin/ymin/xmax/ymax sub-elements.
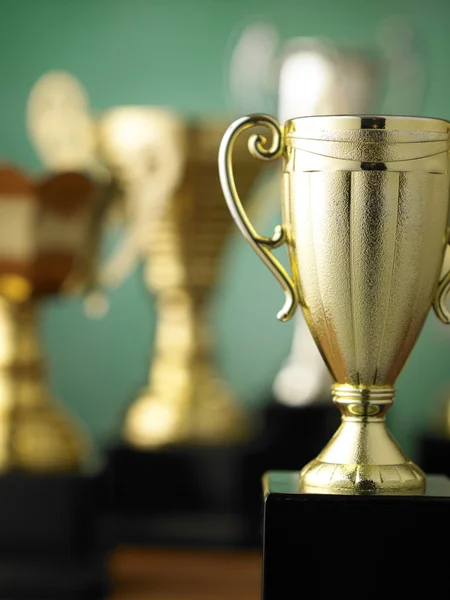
<box><xmin>262</xmin><ymin>471</ymin><xmax>450</xmax><ymax>600</ymax></box>
<box><xmin>101</xmin><ymin>442</ymin><xmax>265</xmax><ymax>549</ymax></box>
<box><xmin>0</xmin><ymin>468</ymin><xmax>110</xmax><ymax>600</ymax></box>
<box><xmin>418</xmin><ymin>434</ymin><xmax>450</xmax><ymax>477</ymax></box>
<box><xmin>261</xmin><ymin>399</ymin><xmax>340</xmax><ymax>471</ymax></box>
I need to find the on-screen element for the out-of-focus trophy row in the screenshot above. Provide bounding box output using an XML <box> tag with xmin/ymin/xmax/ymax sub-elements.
<box><xmin>1</xmin><ymin>16</ymin><xmax>447</xmax><ymax>600</ymax></box>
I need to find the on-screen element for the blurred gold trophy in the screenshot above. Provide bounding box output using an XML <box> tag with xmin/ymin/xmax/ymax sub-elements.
<box><xmin>98</xmin><ymin>112</ymin><xmax>264</xmax><ymax>447</ymax></box>
<box><xmin>219</xmin><ymin>113</ymin><xmax>450</xmax><ymax>494</ymax></box>
<box><xmin>27</xmin><ymin>71</ymin><xmax>264</xmax><ymax>449</ymax></box>
<box><xmin>0</xmin><ymin>165</ymin><xmax>107</xmax><ymax>471</ymax></box>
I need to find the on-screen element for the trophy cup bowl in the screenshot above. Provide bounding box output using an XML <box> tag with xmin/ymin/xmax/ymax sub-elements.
<box><xmin>219</xmin><ymin>113</ymin><xmax>450</xmax><ymax>495</ymax></box>
<box><xmin>0</xmin><ymin>165</ymin><xmax>107</xmax><ymax>472</ymax></box>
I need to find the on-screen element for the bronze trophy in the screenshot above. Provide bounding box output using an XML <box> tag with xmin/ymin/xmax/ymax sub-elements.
<box><xmin>0</xmin><ymin>167</ymin><xmax>96</xmax><ymax>471</ymax></box>
<box><xmin>0</xmin><ymin>163</ymin><xmax>111</xmax><ymax>597</ymax></box>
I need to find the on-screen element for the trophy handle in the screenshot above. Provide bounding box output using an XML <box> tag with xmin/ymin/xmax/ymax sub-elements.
<box><xmin>433</xmin><ymin>228</ymin><xmax>450</xmax><ymax>323</ymax></box>
<box><xmin>218</xmin><ymin>113</ymin><xmax>298</xmax><ymax>322</ymax></box>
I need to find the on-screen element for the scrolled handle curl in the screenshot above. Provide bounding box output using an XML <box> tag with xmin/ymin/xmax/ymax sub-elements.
<box><xmin>218</xmin><ymin>113</ymin><xmax>298</xmax><ymax>322</ymax></box>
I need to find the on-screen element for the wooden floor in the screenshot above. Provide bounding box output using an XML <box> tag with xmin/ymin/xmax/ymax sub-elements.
<box><xmin>108</xmin><ymin>546</ymin><xmax>262</xmax><ymax>600</ymax></box>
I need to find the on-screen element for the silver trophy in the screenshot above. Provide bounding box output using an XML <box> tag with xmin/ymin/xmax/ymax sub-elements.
<box><xmin>228</xmin><ymin>17</ymin><xmax>426</xmax><ymax>408</ymax></box>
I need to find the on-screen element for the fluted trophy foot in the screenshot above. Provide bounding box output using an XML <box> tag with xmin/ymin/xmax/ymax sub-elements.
<box><xmin>298</xmin><ymin>385</ymin><xmax>426</xmax><ymax>495</ymax></box>
<box><xmin>123</xmin><ymin>380</ymin><xmax>251</xmax><ymax>449</ymax></box>
<box><xmin>299</xmin><ymin>459</ymin><xmax>425</xmax><ymax>495</ymax></box>
<box><xmin>0</xmin><ymin>400</ymin><xmax>89</xmax><ymax>472</ymax></box>
<box><xmin>123</xmin><ymin>391</ymin><xmax>188</xmax><ymax>448</ymax></box>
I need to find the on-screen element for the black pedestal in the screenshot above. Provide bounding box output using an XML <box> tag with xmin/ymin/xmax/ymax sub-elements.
<box><xmin>0</xmin><ymin>469</ymin><xmax>109</xmax><ymax>599</ymax></box>
<box><xmin>418</xmin><ymin>433</ymin><xmax>450</xmax><ymax>477</ymax></box>
<box><xmin>262</xmin><ymin>471</ymin><xmax>450</xmax><ymax>600</ymax></box>
<box><xmin>261</xmin><ymin>400</ymin><xmax>340</xmax><ymax>471</ymax></box>
<box><xmin>102</xmin><ymin>442</ymin><xmax>264</xmax><ymax>548</ymax></box>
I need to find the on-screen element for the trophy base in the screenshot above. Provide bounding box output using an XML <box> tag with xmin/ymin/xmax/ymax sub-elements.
<box><xmin>300</xmin><ymin>458</ymin><xmax>425</xmax><ymax>495</ymax></box>
<box><xmin>299</xmin><ymin>413</ymin><xmax>426</xmax><ymax>495</ymax></box>
<box><xmin>261</xmin><ymin>400</ymin><xmax>340</xmax><ymax>470</ymax></box>
<box><xmin>102</xmin><ymin>442</ymin><xmax>264</xmax><ymax>548</ymax></box>
<box><xmin>262</xmin><ymin>471</ymin><xmax>450</xmax><ymax>600</ymax></box>
<box><xmin>418</xmin><ymin>433</ymin><xmax>450</xmax><ymax>477</ymax></box>
<box><xmin>122</xmin><ymin>388</ymin><xmax>252</xmax><ymax>448</ymax></box>
<box><xmin>0</xmin><ymin>559</ymin><xmax>107</xmax><ymax>600</ymax></box>
<box><xmin>0</xmin><ymin>469</ymin><xmax>109</xmax><ymax>599</ymax></box>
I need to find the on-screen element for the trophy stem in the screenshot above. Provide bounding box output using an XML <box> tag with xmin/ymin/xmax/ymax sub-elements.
<box><xmin>152</xmin><ymin>288</ymin><xmax>211</xmax><ymax>375</ymax></box>
<box><xmin>299</xmin><ymin>384</ymin><xmax>425</xmax><ymax>495</ymax></box>
<box><xmin>123</xmin><ymin>287</ymin><xmax>250</xmax><ymax>448</ymax></box>
<box><xmin>0</xmin><ymin>298</ymin><xmax>88</xmax><ymax>472</ymax></box>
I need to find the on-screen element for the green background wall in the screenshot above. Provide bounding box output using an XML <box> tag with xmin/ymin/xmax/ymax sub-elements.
<box><xmin>1</xmin><ymin>0</ymin><xmax>450</xmax><ymax>460</ymax></box>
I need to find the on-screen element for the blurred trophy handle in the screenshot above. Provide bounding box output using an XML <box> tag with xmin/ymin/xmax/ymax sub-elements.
<box><xmin>73</xmin><ymin>176</ymin><xmax>118</xmax><ymax>317</ymax></box>
<box><xmin>95</xmin><ymin>107</ymin><xmax>186</xmax><ymax>292</ymax></box>
<box><xmin>27</xmin><ymin>70</ymin><xmax>107</xmax><ymax>179</ymax></box>
<box><xmin>433</xmin><ymin>228</ymin><xmax>450</xmax><ymax>325</ymax></box>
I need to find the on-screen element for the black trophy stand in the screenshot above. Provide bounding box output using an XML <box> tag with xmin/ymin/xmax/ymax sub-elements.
<box><xmin>0</xmin><ymin>463</ymin><xmax>110</xmax><ymax>600</ymax></box>
<box><xmin>418</xmin><ymin>430</ymin><xmax>450</xmax><ymax>478</ymax></box>
<box><xmin>417</xmin><ymin>398</ymin><xmax>450</xmax><ymax>478</ymax></box>
<box><xmin>261</xmin><ymin>471</ymin><xmax>450</xmax><ymax>600</ymax></box>
<box><xmin>260</xmin><ymin>394</ymin><xmax>341</xmax><ymax>471</ymax></box>
<box><xmin>102</xmin><ymin>428</ymin><xmax>265</xmax><ymax>549</ymax></box>
<box><xmin>102</xmin><ymin>390</ymin><xmax>342</xmax><ymax>550</ymax></box>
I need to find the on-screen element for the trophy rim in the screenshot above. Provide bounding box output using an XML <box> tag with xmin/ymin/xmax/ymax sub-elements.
<box><xmin>285</xmin><ymin>114</ymin><xmax>450</xmax><ymax>134</ymax></box>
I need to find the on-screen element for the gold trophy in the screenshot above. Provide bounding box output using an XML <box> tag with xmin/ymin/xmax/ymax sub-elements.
<box><xmin>219</xmin><ymin>113</ymin><xmax>450</xmax><ymax>495</ymax></box>
<box><xmin>97</xmin><ymin>114</ymin><xmax>265</xmax><ymax>447</ymax></box>
<box><xmin>0</xmin><ymin>164</ymin><xmax>108</xmax><ymax>471</ymax></box>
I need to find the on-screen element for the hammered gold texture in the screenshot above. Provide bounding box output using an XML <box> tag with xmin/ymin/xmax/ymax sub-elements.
<box><xmin>300</xmin><ymin>460</ymin><xmax>424</xmax><ymax>495</ymax></box>
<box><xmin>219</xmin><ymin>114</ymin><xmax>450</xmax><ymax>494</ymax></box>
<box><xmin>285</xmin><ymin>119</ymin><xmax>449</xmax><ymax>387</ymax></box>
<box><xmin>290</xmin><ymin>168</ymin><xmax>447</xmax><ymax>386</ymax></box>
<box><xmin>123</xmin><ymin>120</ymin><xmax>264</xmax><ymax>448</ymax></box>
